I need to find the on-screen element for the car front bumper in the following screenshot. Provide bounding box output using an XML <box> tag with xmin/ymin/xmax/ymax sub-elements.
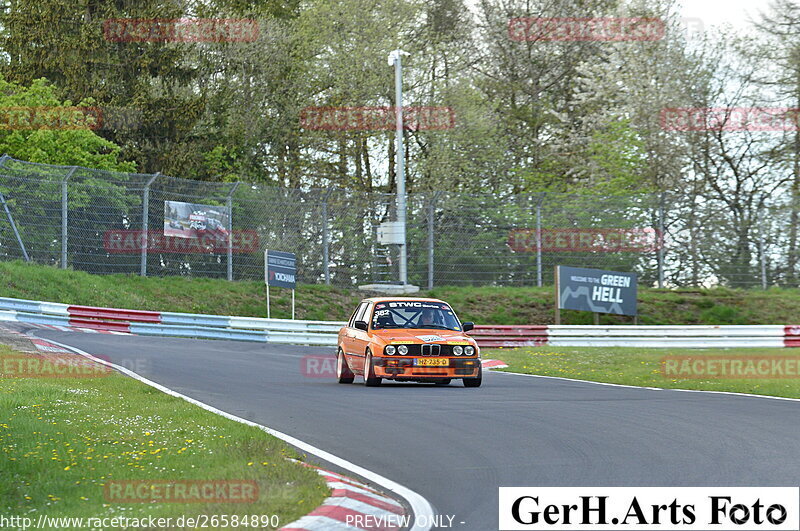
<box><xmin>372</xmin><ymin>357</ymin><xmax>481</xmax><ymax>378</ymax></box>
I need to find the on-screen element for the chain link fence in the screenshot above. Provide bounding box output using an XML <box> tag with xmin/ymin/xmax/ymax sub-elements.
<box><xmin>0</xmin><ymin>155</ymin><xmax>795</xmax><ymax>289</ymax></box>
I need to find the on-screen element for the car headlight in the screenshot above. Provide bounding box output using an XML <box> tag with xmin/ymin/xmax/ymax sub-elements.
<box><xmin>385</xmin><ymin>345</ymin><xmax>396</xmax><ymax>355</ymax></box>
<box><xmin>398</xmin><ymin>345</ymin><xmax>408</xmax><ymax>355</ymax></box>
<box><xmin>465</xmin><ymin>346</ymin><xmax>475</xmax><ymax>356</ymax></box>
<box><xmin>453</xmin><ymin>345</ymin><xmax>463</xmax><ymax>356</ymax></box>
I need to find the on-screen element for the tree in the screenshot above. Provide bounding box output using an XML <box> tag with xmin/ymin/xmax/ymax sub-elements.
<box><xmin>0</xmin><ymin>75</ymin><xmax>137</xmax><ymax>267</ymax></box>
<box><xmin>754</xmin><ymin>0</ymin><xmax>800</xmax><ymax>285</ymax></box>
<box><xmin>0</xmin><ymin>0</ymin><xmax>205</xmax><ymax>176</ymax></box>
<box><xmin>0</xmin><ymin>76</ymin><xmax>134</xmax><ymax>170</ymax></box>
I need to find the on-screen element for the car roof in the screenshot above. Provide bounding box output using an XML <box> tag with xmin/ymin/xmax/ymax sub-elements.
<box><xmin>361</xmin><ymin>297</ymin><xmax>447</xmax><ymax>304</ymax></box>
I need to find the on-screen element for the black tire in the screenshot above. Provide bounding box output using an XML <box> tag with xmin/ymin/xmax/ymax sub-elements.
<box><xmin>336</xmin><ymin>348</ymin><xmax>354</xmax><ymax>384</ymax></box>
<box><xmin>463</xmin><ymin>366</ymin><xmax>482</xmax><ymax>387</ymax></box>
<box><xmin>364</xmin><ymin>351</ymin><xmax>382</xmax><ymax>387</ymax></box>
<box><xmin>434</xmin><ymin>379</ymin><xmax>451</xmax><ymax>385</ymax></box>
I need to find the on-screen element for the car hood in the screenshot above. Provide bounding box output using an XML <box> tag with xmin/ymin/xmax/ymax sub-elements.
<box><xmin>375</xmin><ymin>329</ymin><xmax>473</xmax><ymax>344</ymax></box>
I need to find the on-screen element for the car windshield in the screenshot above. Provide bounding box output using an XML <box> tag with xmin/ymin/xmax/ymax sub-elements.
<box><xmin>371</xmin><ymin>301</ymin><xmax>461</xmax><ymax>331</ymax></box>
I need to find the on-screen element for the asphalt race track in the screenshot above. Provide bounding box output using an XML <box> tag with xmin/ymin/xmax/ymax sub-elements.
<box><xmin>32</xmin><ymin>329</ymin><xmax>800</xmax><ymax>530</ymax></box>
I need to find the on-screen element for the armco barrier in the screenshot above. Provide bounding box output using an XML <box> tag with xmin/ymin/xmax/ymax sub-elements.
<box><xmin>546</xmin><ymin>325</ymin><xmax>788</xmax><ymax>348</ymax></box>
<box><xmin>468</xmin><ymin>325</ymin><xmax>548</xmax><ymax>348</ymax></box>
<box><xmin>785</xmin><ymin>326</ymin><xmax>800</xmax><ymax>347</ymax></box>
<box><xmin>0</xmin><ymin>296</ymin><xmax>799</xmax><ymax>348</ymax></box>
<box><xmin>471</xmin><ymin>324</ymin><xmax>799</xmax><ymax>348</ymax></box>
<box><xmin>0</xmin><ymin>296</ymin><xmax>343</xmax><ymax>346</ymax></box>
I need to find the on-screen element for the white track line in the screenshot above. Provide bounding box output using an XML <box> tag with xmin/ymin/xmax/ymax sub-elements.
<box><xmin>491</xmin><ymin>368</ymin><xmax>800</xmax><ymax>402</ymax></box>
<box><xmin>38</xmin><ymin>335</ymin><xmax>436</xmax><ymax>531</ymax></box>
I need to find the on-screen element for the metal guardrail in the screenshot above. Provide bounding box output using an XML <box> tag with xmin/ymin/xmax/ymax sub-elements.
<box><xmin>0</xmin><ymin>296</ymin><xmax>342</xmax><ymax>346</ymax></box>
<box><xmin>502</xmin><ymin>325</ymin><xmax>794</xmax><ymax>349</ymax></box>
<box><xmin>468</xmin><ymin>325</ymin><xmax>549</xmax><ymax>348</ymax></box>
<box><xmin>469</xmin><ymin>324</ymin><xmax>797</xmax><ymax>349</ymax></box>
<box><xmin>0</xmin><ymin>296</ymin><xmax>798</xmax><ymax>348</ymax></box>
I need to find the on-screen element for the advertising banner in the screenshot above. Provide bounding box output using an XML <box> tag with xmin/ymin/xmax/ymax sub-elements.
<box><xmin>265</xmin><ymin>250</ymin><xmax>296</xmax><ymax>290</ymax></box>
<box><xmin>164</xmin><ymin>201</ymin><xmax>230</xmax><ymax>242</ymax></box>
<box><xmin>557</xmin><ymin>265</ymin><xmax>637</xmax><ymax>316</ymax></box>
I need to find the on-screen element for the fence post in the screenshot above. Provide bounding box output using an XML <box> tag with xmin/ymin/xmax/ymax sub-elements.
<box><xmin>536</xmin><ymin>193</ymin><xmax>544</xmax><ymax>287</ymax></box>
<box><xmin>61</xmin><ymin>167</ymin><xmax>77</xmax><ymax>269</ymax></box>
<box><xmin>140</xmin><ymin>172</ymin><xmax>160</xmax><ymax>277</ymax></box>
<box><xmin>0</xmin><ymin>154</ymin><xmax>28</xmax><ymax>262</ymax></box>
<box><xmin>427</xmin><ymin>192</ymin><xmax>441</xmax><ymax>290</ymax></box>
<box><xmin>322</xmin><ymin>187</ymin><xmax>334</xmax><ymax>285</ymax></box>
<box><xmin>657</xmin><ymin>193</ymin><xmax>666</xmax><ymax>288</ymax></box>
<box><xmin>226</xmin><ymin>182</ymin><xmax>240</xmax><ymax>282</ymax></box>
<box><xmin>0</xmin><ymin>190</ymin><xmax>29</xmax><ymax>262</ymax></box>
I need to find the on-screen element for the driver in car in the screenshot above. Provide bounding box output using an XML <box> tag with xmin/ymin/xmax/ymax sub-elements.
<box><xmin>419</xmin><ymin>308</ymin><xmax>438</xmax><ymax>328</ymax></box>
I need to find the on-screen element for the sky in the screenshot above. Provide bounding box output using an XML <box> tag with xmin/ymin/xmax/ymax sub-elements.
<box><xmin>461</xmin><ymin>0</ymin><xmax>773</xmax><ymax>31</ymax></box>
<box><xmin>680</xmin><ymin>0</ymin><xmax>767</xmax><ymax>30</ymax></box>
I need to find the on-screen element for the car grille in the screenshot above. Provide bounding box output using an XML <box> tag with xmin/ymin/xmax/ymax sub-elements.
<box><xmin>401</xmin><ymin>344</ymin><xmax>454</xmax><ymax>356</ymax></box>
<box><xmin>421</xmin><ymin>344</ymin><xmax>441</xmax><ymax>356</ymax></box>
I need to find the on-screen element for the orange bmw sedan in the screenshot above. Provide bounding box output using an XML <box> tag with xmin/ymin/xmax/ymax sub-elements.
<box><xmin>336</xmin><ymin>297</ymin><xmax>482</xmax><ymax>387</ymax></box>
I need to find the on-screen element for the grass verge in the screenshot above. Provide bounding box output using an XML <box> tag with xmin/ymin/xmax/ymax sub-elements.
<box><xmin>0</xmin><ymin>344</ymin><xmax>328</xmax><ymax>529</ymax></box>
<box><xmin>5</xmin><ymin>260</ymin><xmax>800</xmax><ymax>325</ymax></box>
<box><xmin>488</xmin><ymin>346</ymin><xmax>800</xmax><ymax>399</ymax></box>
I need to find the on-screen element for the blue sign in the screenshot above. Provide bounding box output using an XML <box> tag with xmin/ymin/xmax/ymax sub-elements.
<box><xmin>265</xmin><ymin>250</ymin><xmax>296</xmax><ymax>289</ymax></box>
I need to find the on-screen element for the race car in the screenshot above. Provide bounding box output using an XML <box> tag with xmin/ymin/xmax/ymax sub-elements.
<box><xmin>336</xmin><ymin>297</ymin><xmax>481</xmax><ymax>387</ymax></box>
<box><xmin>202</xmin><ymin>217</ymin><xmax>229</xmax><ymax>240</ymax></box>
<box><xmin>189</xmin><ymin>212</ymin><xmax>207</xmax><ymax>231</ymax></box>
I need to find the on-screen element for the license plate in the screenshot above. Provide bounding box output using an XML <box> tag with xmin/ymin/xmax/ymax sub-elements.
<box><xmin>414</xmin><ymin>358</ymin><xmax>448</xmax><ymax>367</ymax></box>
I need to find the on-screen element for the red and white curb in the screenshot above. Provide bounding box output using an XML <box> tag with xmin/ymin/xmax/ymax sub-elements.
<box><xmin>29</xmin><ymin>337</ymin><xmax>75</xmax><ymax>353</ymax></box>
<box><xmin>482</xmin><ymin>359</ymin><xmax>508</xmax><ymax>369</ymax></box>
<box><xmin>281</xmin><ymin>464</ymin><xmax>409</xmax><ymax>531</ymax></box>
<box><xmin>2</xmin><ymin>327</ymin><xmax>75</xmax><ymax>354</ymax></box>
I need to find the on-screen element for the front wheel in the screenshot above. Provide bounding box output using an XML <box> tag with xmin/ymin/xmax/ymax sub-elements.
<box><xmin>364</xmin><ymin>351</ymin><xmax>382</xmax><ymax>387</ymax></box>
<box><xmin>336</xmin><ymin>349</ymin><xmax>354</xmax><ymax>384</ymax></box>
<box><xmin>463</xmin><ymin>366</ymin><xmax>482</xmax><ymax>387</ymax></box>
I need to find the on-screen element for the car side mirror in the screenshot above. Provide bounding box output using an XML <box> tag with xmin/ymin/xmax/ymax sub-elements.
<box><xmin>354</xmin><ymin>320</ymin><xmax>369</xmax><ymax>331</ymax></box>
<box><xmin>462</xmin><ymin>322</ymin><xmax>474</xmax><ymax>332</ymax></box>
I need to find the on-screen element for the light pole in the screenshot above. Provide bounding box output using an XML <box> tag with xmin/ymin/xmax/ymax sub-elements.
<box><xmin>388</xmin><ymin>49</ymin><xmax>409</xmax><ymax>285</ymax></box>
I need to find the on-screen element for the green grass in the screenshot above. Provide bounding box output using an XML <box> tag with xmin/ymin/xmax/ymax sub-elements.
<box><xmin>0</xmin><ymin>344</ymin><xmax>328</xmax><ymax>528</ymax></box>
<box><xmin>0</xmin><ymin>261</ymin><xmax>361</xmax><ymax>321</ymax></box>
<box><xmin>5</xmin><ymin>260</ymin><xmax>800</xmax><ymax>324</ymax></box>
<box><xmin>489</xmin><ymin>346</ymin><xmax>800</xmax><ymax>399</ymax></box>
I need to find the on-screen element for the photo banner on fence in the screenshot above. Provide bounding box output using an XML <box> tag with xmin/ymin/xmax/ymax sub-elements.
<box><xmin>164</xmin><ymin>201</ymin><xmax>230</xmax><ymax>241</ymax></box>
